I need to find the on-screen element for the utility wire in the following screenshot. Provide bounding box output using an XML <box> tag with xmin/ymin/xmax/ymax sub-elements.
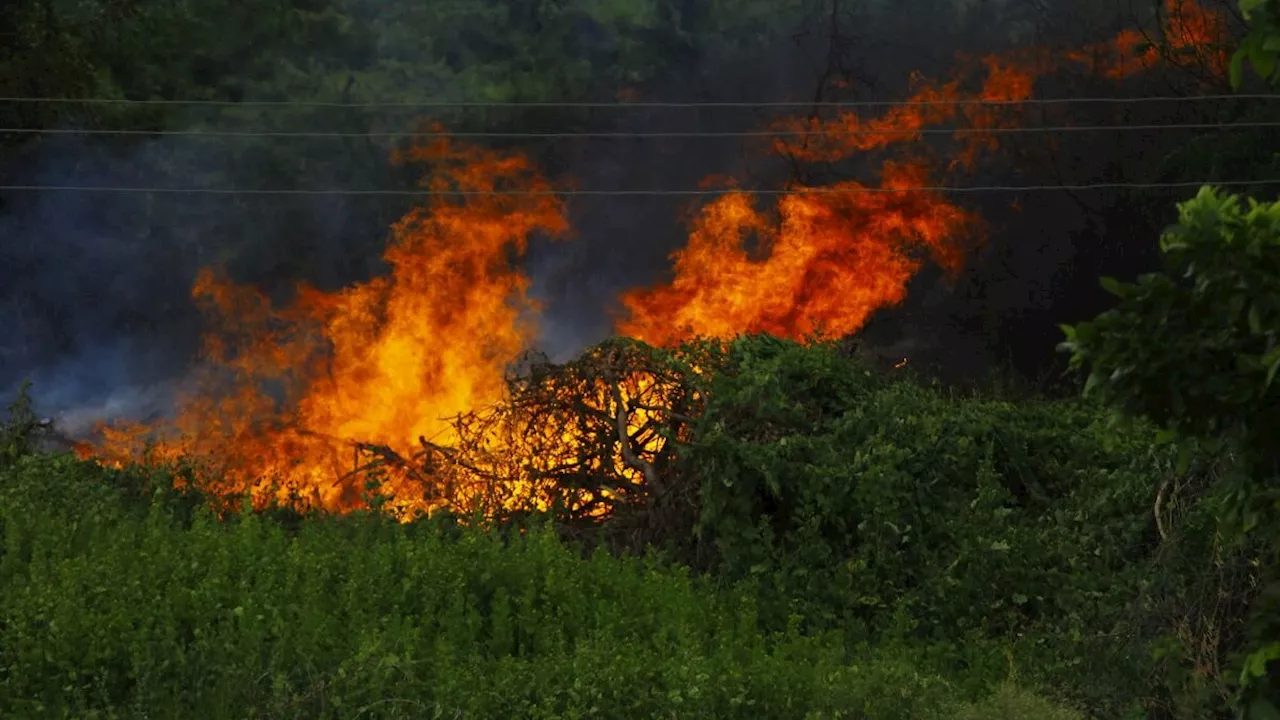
<box><xmin>1</xmin><ymin>94</ymin><xmax>1279</xmax><ymax>109</ymax></box>
<box><xmin>1</xmin><ymin>180</ymin><xmax>1275</xmax><ymax>196</ymax></box>
<box><xmin>1</xmin><ymin>121</ymin><xmax>1277</xmax><ymax>138</ymax></box>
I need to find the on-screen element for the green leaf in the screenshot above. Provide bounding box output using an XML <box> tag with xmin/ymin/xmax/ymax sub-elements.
<box><xmin>1232</xmin><ymin>48</ymin><xmax>1248</xmax><ymax>89</ymax></box>
<box><xmin>1264</xmin><ymin>345</ymin><xmax>1280</xmax><ymax>388</ymax></box>
<box><xmin>1176</xmin><ymin>443</ymin><xmax>1193</xmax><ymax>475</ymax></box>
<box><xmin>1099</xmin><ymin>276</ymin><xmax>1128</xmax><ymax>298</ymax></box>
<box><xmin>1246</xmin><ymin>698</ymin><xmax>1280</xmax><ymax>720</ymax></box>
<box><xmin>1250</xmin><ymin>44</ymin><xmax>1278</xmax><ymax>81</ymax></box>
<box><xmin>1241</xmin><ymin>642</ymin><xmax>1280</xmax><ymax>682</ymax></box>
<box><xmin>1241</xmin><ymin>0</ymin><xmax>1266</xmax><ymax>14</ymax></box>
<box><xmin>1082</xmin><ymin>372</ymin><xmax>1102</xmax><ymax>398</ymax></box>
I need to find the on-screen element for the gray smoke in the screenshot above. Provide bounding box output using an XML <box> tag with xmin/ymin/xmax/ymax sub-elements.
<box><xmin>2</xmin><ymin>0</ymin><xmax>1218</xmax><ymax>432</ymax></box>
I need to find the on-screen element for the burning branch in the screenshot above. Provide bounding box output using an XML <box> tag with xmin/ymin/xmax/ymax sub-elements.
<box><xmin>604</xmin><ymin>347</ymin><xmax>661</xmax><ymax>496</ymax></box>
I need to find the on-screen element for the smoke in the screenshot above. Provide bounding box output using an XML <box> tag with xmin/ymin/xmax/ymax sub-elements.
<box><xmin>0</xmin><ymin>127</ymin><xmax>400</xmax><ymax>428</ymax></box>
<box><xmin>0</xmin><ymin>136</ymin><xmax>205</xmax><ymax>421</ymax></box>
<box><xmin>1</xmin><ymin>3</ymin><xmax>881</xmax><ymax>428</ymax></box>
<box><xmin>0</xmin><ymin>0</ymin><xmax>1247</xmax><ymax>432</ymax></box>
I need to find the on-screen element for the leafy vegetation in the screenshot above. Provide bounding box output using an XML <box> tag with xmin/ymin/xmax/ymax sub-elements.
<box><xmin>3</xmin><ymin>183</ymin><xmax>1276</xmax><ymax>719</ymax></box>
<box><xmin>3</xmin><ymin>442</ymin><xmax>1087</xmax><ymax>719</ymax></box>
<box><xmin>2</xmin><ymin>0</ymin><xmax>1278</xmax><ymax>718</ymax></box>
<box><xmin>0</xmin><ymin>327</ymin><xmax>1264</xmax><ymax>718</ymax></box>
<box><xmin>1233</xmin><ymin>0</ymin><xmax>1280</xmax><ymax>87</ymax></box>
<box><xmin>1061</xmin><ymin>12</ymin><xmax>1280</xmax><ymax>716</ymax></box>
<box><xmin>1062</xmin><ymin>188</ymin><xmax>1280</xmax><ymax>718</ymax></box>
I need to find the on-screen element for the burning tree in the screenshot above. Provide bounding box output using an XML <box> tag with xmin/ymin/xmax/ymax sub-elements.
<box><xmin>357</xmin><ymin>338</ymin><xmax>717</xmax><ymax>549</ymax></box>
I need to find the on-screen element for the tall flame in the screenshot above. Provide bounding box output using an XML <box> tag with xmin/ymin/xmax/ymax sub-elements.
<box><xmin>86</xmin><ymin>135</ymin><xmax>567</xmax><ymax>516</ymax></box>
<box><xmin>618</xmin><ymin>0</ymin><xmax>1230</xmax><ymax>346</ymax></box>
<box><xmin>78</xmin><ymin>1</ymin><xmax>1231</xmax><ymax>517</ymax></box>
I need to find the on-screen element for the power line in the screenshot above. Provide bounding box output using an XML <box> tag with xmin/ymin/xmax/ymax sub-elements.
<box><xmin>2</xmin><ymin>121</ymin><xmax>1277</xmax><ymax>139</ymax></box>
<box><xmin>1</xmin><ymin>180</ymin><xmax>1275</xmax><ymax>196</ymax></box>
<box><xmin>1</xmin><ymin>94</ymin><xmax>1279</xmax><ymax>109</ymax></box>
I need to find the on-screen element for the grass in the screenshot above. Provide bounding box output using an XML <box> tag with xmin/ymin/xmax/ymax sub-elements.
<box><xmin>0</xmin><ymin>452</ymin><xmax>1086</xmax><ymax>719</ymax></box>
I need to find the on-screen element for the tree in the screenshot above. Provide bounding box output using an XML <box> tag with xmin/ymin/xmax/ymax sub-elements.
<box><xmin>1232</xmin><ymin>0</ymin><xmax>1280</xmax><ymax>86</ymax></box>
<box><xmin>1060</xmin><ymin>190</ymin><xmax>1280</xmax><ymax>718</ymax></box>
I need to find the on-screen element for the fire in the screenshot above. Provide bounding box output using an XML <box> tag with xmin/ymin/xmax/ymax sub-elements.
<box><xmin>618</xmin><ymin>0</ymin><xmax>1230</xmax><ymax>347</ymax></box>
<box><xmin>85</xmin><ymin>134</ymin><xmax>568</xmax><ymax>517</ymax></box>
<box><xmin>615</xmin><ymin>68</ymin><xmax>1012</xmax><ymax>346</ymax></box>
<box><xmin>616</xmin><ymin>167</ymin><xmax>979</xmax><ymax>346</ymax></box>
<box><xmin>75</xmin><ymin>1</ymin><xmax>1230</xmax><ymax>518</ymax></box>
<box><xmin>1066</xmin><ymin>0</ymin><xmax>1230</xmax><ymax>79</ymax></box>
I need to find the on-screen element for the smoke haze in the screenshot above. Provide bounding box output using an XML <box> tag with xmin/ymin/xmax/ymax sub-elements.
<box><xmin>0</xmin><ymin>0</ymin><xmax>1261</xmax><ymax>432</ymax></box>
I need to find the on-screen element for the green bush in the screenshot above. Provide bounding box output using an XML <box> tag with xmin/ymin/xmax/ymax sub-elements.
<box><xmin>949</xmin><ymin>681</ymin><xmax>1087</xmax><ymax>720</ymax></box>
<box><xmin>0</xmin><ymin>381</ymin><xmax>40</xmax><ymax>468</ymax></box>
<box><xmin>5</xmin><ymin>333</ymin><xmax>1254</xmax><ymax>717</ymax></box>
<box><xmin>683</xmin><ymin>334</ymin><xmax>1242</xmax><ymax>716</ymax></box>
<box><xmin>0</xmin><ymin>453</ymin><xmax>1084</xmax><ymax>719</ymax></box>
<box><xmin>1062</xmin><ymin>187</ymin><xmax>1280</xmax><ymax>717</ymax></box>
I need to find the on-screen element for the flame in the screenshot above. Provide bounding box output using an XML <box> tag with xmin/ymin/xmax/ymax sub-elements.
<box><xmin>76</xmin><ymin>1</ymin><xmax>1230</xmax><ymax>518</ymax></box>
<box><xmin>617</xmin><ymin>166</ymin><xmax>979</xmax><ymax>346</ymax></box>
<box><xmin>1066</xmin><ymin>0</ymin><xmax>1230</xmax><ymax>79</ymax></box>
<box><xmin>618</xmin><ymin>0</ymin><xmax>1229</xmax><ymax>347</ymax></box>
<box><xmin>85</xmin><ymin>134</ymin><xmax>568</xmax><ymax>517</ymax></box>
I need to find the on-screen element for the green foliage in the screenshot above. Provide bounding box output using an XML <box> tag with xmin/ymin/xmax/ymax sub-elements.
<box><xmin>1061</xmin><ymin>187</ymin><xmax>1280</xmax><ymax>717</ymax></box>
<box><xmin>1062</xmin><ymin>188</ymin><xmax>1280</xmax><ymax>460</ymax></box>
<box><xmin>6</xmin><ymin>336</ymin><xmax>1261</xmax><ymax>717</ymax></box>
<box><xmin>949</xmin><ymin>682</ymin><xmax>1087</xmax><ymax>720</ymax></box>
<box><xmin>679</xmin><ymin>335</ymin><xmax>1238</xmax><ymax>717</ymax></box>
<box><xmin>0</xmin><ymin>381</ymin><xmax>40</xmax><ymax>467</ymax></box>
<box><xmin>0</xmin><ymin>452</ymin><xmax>1079</xmax><ymax>719</ymax></box>
<box><xmin>1232</xmin><ymin>0</ymin><xmax>1280</xmax><ymax>88</ymax></box>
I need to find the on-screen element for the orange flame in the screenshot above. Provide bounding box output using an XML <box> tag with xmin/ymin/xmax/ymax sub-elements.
<box><xmin>86</xmin><ymin>135</ymin><xmax>568</xmax><ymax>516</ymax></box>
<box><xmin>617</xmin><ymin>165</ymin><xmax>979</xmax><ymax>346</ymax></box>
<box><xmin>618</xmin><ymin>0</ymin><xmax>1229</xmax><ymax>347</ymax></box>
<box><xmin>1066</xmin><ymin>0</ymin><xmax>1230</xmax><ymax>79</ymax></box>
<box><xmin>77</xmin><ymin>1</ymin><xmax>1231</xmax><ymax>517</ymax></box>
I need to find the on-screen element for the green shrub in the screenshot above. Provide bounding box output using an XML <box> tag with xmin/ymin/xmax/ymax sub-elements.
<box><xmin>1062</xmin><ymin>187</ymin><xmax>1280</xmax><ymax>717</ymax></box>
<box><xmin>0</xmin><ymin>381</ymin><xmax>40</xmax><ymax>468</ymax></box>
<box><xmin>6</xmin><ymin>332</ymin><xmax>1252</xmax><ymax>717</ymax></box>
<box><xmin>683</xmin><ymin>334</ymin><xmax>1237</xmax><ymax>716</ymax></box>
<box><xmin>0</xmin><ymin>456</ymin><xmax>1086</xmax><ymax>718</ymax></box>
<box><xmin>948</xmin><ymin>681</ymin><xmax>1087</xmax><ymax>720</ymax></box>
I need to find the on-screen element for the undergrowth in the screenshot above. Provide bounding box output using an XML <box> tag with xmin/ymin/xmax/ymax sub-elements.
<box><xmin>0</xmin><ymin>334</ymin><xmax>1263</xmax><ymax>718</ymax></box>
<box><xmin>1</xmin><ymin>450</ymin><xmax>1079</xmax><ymax>719</ymax></box>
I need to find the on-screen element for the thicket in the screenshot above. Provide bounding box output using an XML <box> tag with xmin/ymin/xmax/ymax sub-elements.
<box><xmin>0</xmin><ymin>326</ymin><xmax>1262</xmax><ymax>719</ymax></box>
<box><xmin>1</xmin><ymin>431</ymin><xmax>1087</xmax><ymax>719</ymax></box>
<box><xmin>2</xmin><ymin>2</ymin><xmax>1277</xmax><ymax>717</ymax></box>
<box><xmin>1062</xmin><ymin>187</ymin><xmax>1280</xmax><ymax>718</ymax></box>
